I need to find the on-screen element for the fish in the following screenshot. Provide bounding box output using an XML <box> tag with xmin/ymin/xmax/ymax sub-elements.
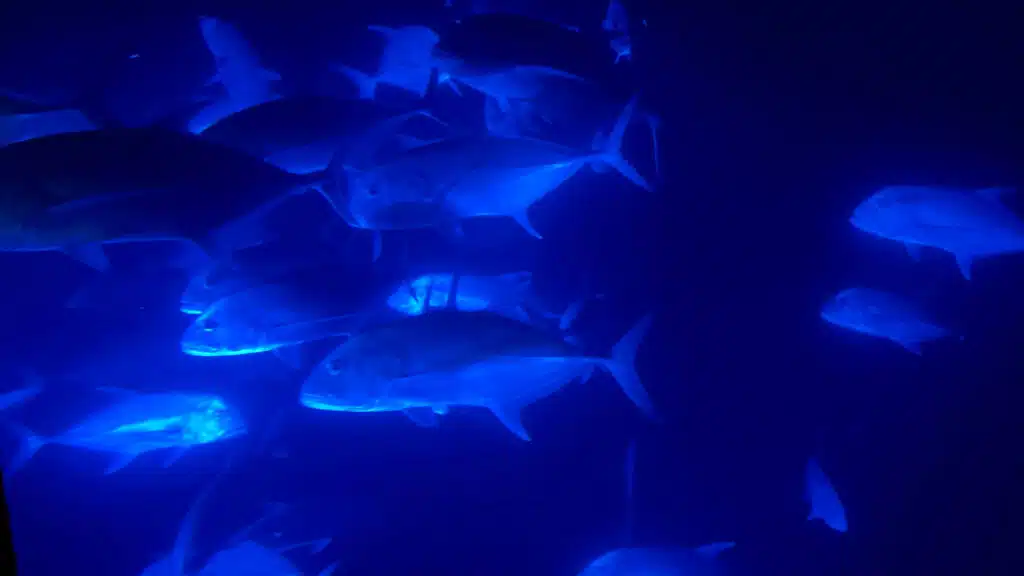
<box><xmin>850</xmin><ymin>185</ymin><xmax>1024</xmax><ymax>280</ymax></box>
<box><xmin>341</xmin><ymin>96</ymin><xmax>650</xmax><ymax>240</ymax></box>
<box><xmin>180</xmin><ymin>263</ymin><xmax>393</xmax><ymax>363</ymax></box>
<box><xmin>4</xmin><ymin>388</ymin><xmax>246</xmax><ymax>475</ymax></box>
<box><xmin>577</xmin><ymin>542</ymin><xmax>736</xmax><ymax>576</ymax></box>
<box><xmin>385</xmin><ymin>271</ymin><xmax>535</xmax><ymax>319</ymax></box>
<box><xmin>0</xmin><ymin>374</ymin><xmax>43</xmax><ymax>412</ymax></box>
<box><xmin>196</xmin><ymin>96</ymin><xmax>444</xmax><ymax>173</ymax></box>
<box><xmin>197</xmin><ymin>16</ymin><xmax>280</xmax><ymax>109</ymax></box>
<box><xmin>299</xmin><ymin>309</ymin><xmax>655</xmax><ymax>440</ymax></box>
<box><xmin>820</xmin><ymin>287</ymin><xmax>953</xmax><ymax>355</ymax></box>
<box><xmin>805</xmin><ymin>458</ymin><xmax>848</xmax><ymax>533</ymax></box>
<box><xmin>335</xmin><ymin>25</ymin><xmax>440</xmax><ymax>100</ymax></box>
<box><xmin>0</xmin><ymin>109</ymin><xmax>96</xmax><ymax>148</ymax></box>
<box><xmin>0</xmin><ymin>127</ymin><xmax>331</xmax><ymax>270</ymax></box>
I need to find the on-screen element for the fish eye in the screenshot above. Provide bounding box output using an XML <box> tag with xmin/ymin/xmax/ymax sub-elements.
<box><xmin>200</xmin><ymin>317</ymin><xmax>220</xmax><ymax>331</ymax></box>
<box><xmin>327</xmin><ymin>356</ymin><xmax>345</xmax><ymax>375</ymax></box>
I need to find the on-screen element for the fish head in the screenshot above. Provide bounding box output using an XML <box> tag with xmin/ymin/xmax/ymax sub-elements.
<box><xmin>849</xmin><ymin>186</ymin><xmax>922</xmax><ymax>236</ymax></box>
<box><xmin>180</xmin><ymin>304</ymin><xmax>262</xmax><ymax>357</ymax></box>
<box><xmin>183</xmin><ymin>396</ymin><xmax>246</xmax><ymax>444</ymax></box>
<box><xmin>299</xmin><ymin>341</ymin><xmax>408</xmax><ymax>412</ymax></box>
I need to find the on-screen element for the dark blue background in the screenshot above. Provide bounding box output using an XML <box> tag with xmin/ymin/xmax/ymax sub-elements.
<box><xmin>1</xmin><ymin>1</ymin><xmax>1022</xmax><ymax>574</ymax></box>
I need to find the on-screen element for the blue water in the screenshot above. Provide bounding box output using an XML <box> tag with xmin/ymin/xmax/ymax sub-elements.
<box><xmin>2</xmin><ymin>2</ymin><xmax>1022</xmax><ymax>575</ymax></box>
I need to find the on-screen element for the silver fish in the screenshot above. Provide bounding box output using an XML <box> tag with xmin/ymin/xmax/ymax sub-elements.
<box><xmin>300</xmin><ymin>309</ymin><xmax>655</xmax><ymax>440</ymax></box>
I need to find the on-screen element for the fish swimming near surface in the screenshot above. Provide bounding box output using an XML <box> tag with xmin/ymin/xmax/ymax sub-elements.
<box><xmin>0</xmin><ymin>127</ymin><xmax>332</xmax><ymax>270</ymax></box>
<box><xmin>577</xmin><ymin>542</ymin><xmax>736</xmax><ymax>576</ymax></box>
<box><xmin>4</xmin><ymin>388</ymin><xmax>246</xmax><ymax>475</ymax></box>
<box><xmin>850</xmin><ymin>185</ymin><xmax>1024</xmax><ymax>280</ymax></box>
<box><xmin>820</xmin><ymin>287</ymin><xmax>953</xmax><ymax>355</ymax></box>
<box><xmin>805</xmin><ymin>458</ymin><xmax>848</xmax><ymax>533</ymax></box>
<box><xmin>299</xmin><ymin>308</ymin><xmax>655</xmax><ymax>440</ymax></box>
<box><xmin>340</xmin><ymin>95</ymin><xmax>650</xmax><ymax>241</ymax></box>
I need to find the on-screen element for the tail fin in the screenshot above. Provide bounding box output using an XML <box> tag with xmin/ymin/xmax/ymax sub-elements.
<box><xmin>604</xmin><ymin>314</ymin><xmax>656</xmax><ymax>418</ymax></box>
<box><xmin>593</xmin><ymin>96</ymin><xmax>652</xmax><ymax>192</ymax></box>
<box><xmin>4</xmin><ymin>421</ymin><xmax>46</xmax><ymax>476</ymax></box>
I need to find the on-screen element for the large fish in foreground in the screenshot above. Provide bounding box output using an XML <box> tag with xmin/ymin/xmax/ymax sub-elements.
<box><xmin>0</xmin><ymin>127</ymin><xmax>330</xmax><ymax>270</ymax></box>
<box><xmin>339</xmin><ymin>96</ymin><xmax>650</xmax><ymax>241</ymax></box>
<box><xmin>820</xmin><ymin>287</ymin><xmax>953</xmax><ymax>355</ymax></box>
<box><xmin>4</xmin><ymin>389</ymin><xmax>245</xmax><ymax>475</ymax></box>
<box><xmin>299</xmin><ymin>309</ymin><xmax>655</xmax><ymax>440</ymax></box>
<box><xmin>850</xmin><ymin>185</ymin><xmax>1024</xmax><ymax>280</ymax></box>
<box><xmin>577</xmin><ymin>542</ymin><xmax>735</xmax><ymax>576</ymax></box>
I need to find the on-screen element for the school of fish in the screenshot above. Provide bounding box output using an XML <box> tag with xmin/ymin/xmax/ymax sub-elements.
<box><xmin>1</xmin><ymin>0</ymin><xmax>1011</xmax><ymax>574</ymax></box>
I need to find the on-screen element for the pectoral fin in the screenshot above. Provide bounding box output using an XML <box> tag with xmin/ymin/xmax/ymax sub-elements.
<box><xmin>489</xmin><ymin>404</ymin><xmax>531</xmax><ymax>441</ymax></box>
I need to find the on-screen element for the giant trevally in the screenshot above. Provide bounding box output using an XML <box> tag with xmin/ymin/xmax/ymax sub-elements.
<box><xmin>196</xmin><ymin>96</ymin><xmax>444</xmax><ymax>174</ymax></box>
<box><xmin>4</xmin><ymin>388</ymin><xmax>246</xmax><ymax>475</ymax></box>
<box><xmin>340</xmin><ymin>96</ymin><xmax>650</xmax><ymax>241</ymax></box>
<box><xmin>180</xmin><ymin>263</ymin><xmax>394</xmax><ymax>364</ymax></box>
<box><xmin>577</xmin><ymin>542</ymin><xmax>735</xmax><ymax>576</ymax></box>
<box><xmin>299</xmin><ymin>309</ymin><xmax>655</xmax><ymax>440</ymax></box>
<box><xmin>0</xmin><ymin>127</ymin><xmax>331</xmax><ymax>270</ymax></box>
<box><xmin>850</xmin><ymin>185</ymin><xmax>1024</xmax><ymax>280</ymax></box>
<box><xmin>805</xmin><ymin>458</ymin><xmax>848</xmax><ymax>533</ymax></box>
<box><xmin>820</xmin><ymin>287</ymin><xmax>954</xmax><ymax>355</ymax></box>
